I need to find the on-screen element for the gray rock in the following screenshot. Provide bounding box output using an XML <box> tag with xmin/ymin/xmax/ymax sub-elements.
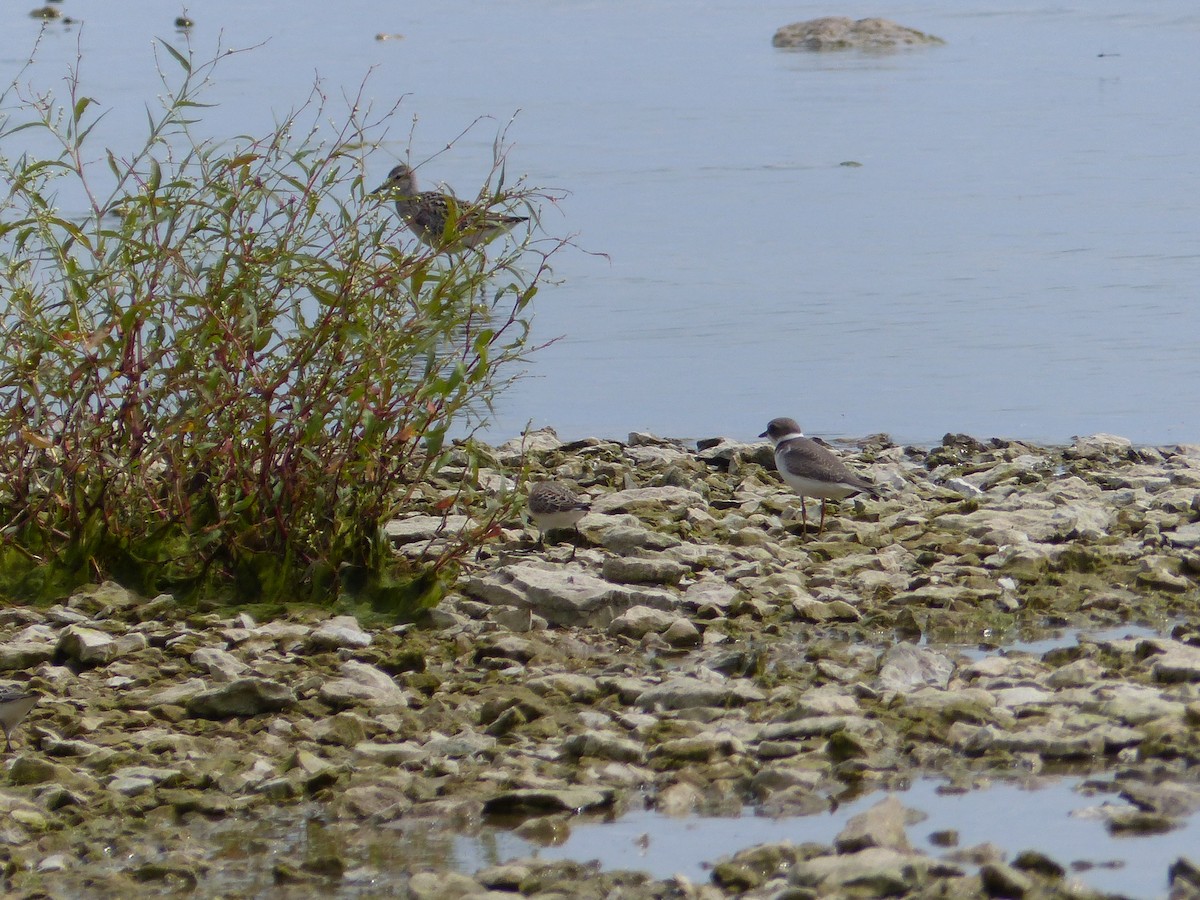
<box><xmin>636</xmin><ymin>675</ymin><xmax>765</xmax><ymax>711</ymax></box>
<box><xmin>319</xmin><ymin>661</ymin><xmax>408</xmax><ymax>708</ymax></box>
<box><xmin>835</xmin><ymin>796</ymin><xmax>915</xmax><ymax>853</ymax></box>
<box><xmin>383</xmin><ymin>515</ymin><xmax>470</xmax><ymax>545</ymax></box>
<box><xmin>0</xmin><ymin>625</ymin><xmax>58</xmax><ymax>669</ymax></box>
<box><xmin>608</xmin><ymin>606</ymin><xmax>677</xmax><ymax>639</ymax></box>
<box><xmin>876</xmin><ymin>644</ymin><xmax>954</xmax><ymax>692</ymax></box>
<box><xmin>310</xmin><ymin>615</ymin><xmax>372</xmax><ymax>650</ymax></box>
<box><xmin>186</xmin><ymin>677</ymin><xmax>296</xmax><ymax>718</ymax></box>
<box><xmin>1144</xmin><ymin>640</ymin><xmax>1200</xmax><ymax>683</ymax></box>
<box><xmin>495</xmin><ymin>427</ymin><xmax>563</xmax><ymax>462</ymax></box>
<box><xmin>596</xmin><ymin>524</ymin><xmax>681</xmax><ymax>554</ymax></box>
<box><xmin>683</xmin><ymin>578</ymin><xmax>740</xmax><ymax>612</ymax></box>
<box><xmin>773</xmin><ymin>16</ymin><xmax>944</xmax><ymax>51</ymax></box>
<box><xmin>662</xmin><ymin>618</ymin><xmax>702</xmax><ymax>647</ymax></box>
<box><xmin>1067</xmin><ymin>433</ymin><xmax>1134</xmax><ymax>460</ymax></box>
<box><xmin>601</xmin><ymin>554</ymin><xmax>689</xmax><ymax>586</ymax></box>
<box><xmin>526</xmin><ymin>673</ymin><xmax>601</xmax><ymax>702</ymax></box>
<box><xmin>464</xmin><ymin>563</ymin><xmax>678</xmax><ymax>627</ymax></box>
<box><xmin>352</xmin><ymin>742</ymin><xmax>425</xmax><ymax>766</ymax></box>
<box><xmin>589</xmin><ymin>486</ymin><xmax>706</xmax><ymax>516</ymax></box>
<box><xmin>791</xmin><ymin>847</ymin><xmax>929</xmax><ymax>891</ymax></box>
<box><xmin>190</xmin><ymin>648</ymin><xmax>249</xmax><ymax>683</ymax></box>
<box><xmin>127</xmin><ymin>678</ymin><xmax>208</xmax><ymax>710</ymax></box>
<box><xmin>57</xmin><ymin>625</ymin><xmax>146</xmax><ymax>666</ymax></box>
<box><xmin>406</xmin><ymin>871</ymin><xmax>487</xmax><ymax>899</ymax></box>
<box><xmin>562</xmin><ymin>731</ymin><xmax>647</xmax><ymax>764</ymax></box>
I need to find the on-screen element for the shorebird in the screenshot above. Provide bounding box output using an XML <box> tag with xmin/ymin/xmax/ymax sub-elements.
<box><xmin>371</xmin><ymin>163</ymin><xmax>528</xmax><ymax>251</ymax></box>
<box><xmin>0</xmin><ymin>687</ymin><xmax>38</xmax><ymax>752</ymax></box>
<box><xmin>760</xmin><ymin>417</ymin><xmax>878</xmax><ymax>538</ymax></box>
<box><xmin>528</xmin><ymin>481</ymin><xmax>591</xmax><ymax>558</ymax></box>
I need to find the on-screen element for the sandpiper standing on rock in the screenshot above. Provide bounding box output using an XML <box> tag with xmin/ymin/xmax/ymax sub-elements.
<box><xmin>0</xmin><ymin>687</ymin><xmax>38</xmax><ymax>753</ymax></box>
<box><xmin>528</xmin><ymin>481</ymin><xmax>591</xmax><ymax>558</ymax></box>
<box><xmin>760</xmin><ymin>417</ymin><xmax>878</xmax><ymax>538</ymax></box>
<box><xmin>371</xmin><ymin>163</ymin><xmax>529</xmax><ymax>252</ymax></box>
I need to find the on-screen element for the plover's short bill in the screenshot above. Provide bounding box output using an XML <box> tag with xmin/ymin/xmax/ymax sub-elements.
<box><xmin>0</xmin><ymin>687</ymin><xmax>38</xmax><ymax>752</ymax></box>
<box><xmin>528</xmin><ymin>481</ymin><xmax>591</xmax><ymax>557</ymax></box>
<box><xmin>760</xmin><ymin>417</ymin><xmax>878</xmax><ymax>538</ymax></box>
<box><xmin>371</xmin><ymin>163</ymin><xmax>528</xmax><ymax>252</ymax></box>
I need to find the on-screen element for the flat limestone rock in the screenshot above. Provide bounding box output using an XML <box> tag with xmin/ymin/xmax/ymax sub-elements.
<box><xmin>464</xmin><ymin>563</ymin><xmax>678</xmax><ymax>627</ymax></box>
<box><xmin>773</xmin><ymin>17</ymin><xmax>944</xmax><ymax>51</ymax></box>
<box><xmin>186</xmin><ymin>677</ymin><xmax>296</xmax><ymax>719</ymax></box>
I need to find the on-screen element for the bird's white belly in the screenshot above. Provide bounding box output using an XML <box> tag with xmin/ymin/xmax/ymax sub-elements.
<box><xmin>533</xmin><ymin>509</ymin><xmax>587</xmax><ymax>530</ymax></box>
<box><xmin>778</xmin><ymin>471</ymin><xmax>858</xmax><ymax>501</ymax></box>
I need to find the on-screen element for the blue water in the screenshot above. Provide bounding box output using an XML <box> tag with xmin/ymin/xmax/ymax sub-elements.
<box><xmin>8</xmin><ymin>1</ymin><xmax>1200</xmax><ymax>446</ymax></box>
<box><xmin>524</xmin><ymin>777</ymin><xmax>1195</xmax><ymax>899</ymax></box>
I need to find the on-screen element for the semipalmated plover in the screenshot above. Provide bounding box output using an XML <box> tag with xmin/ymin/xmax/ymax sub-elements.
<box><xmin>760</xmin><ymin>417</ymin><xmax>878</xmax><ymax>537</ymax></box>
<box><xmin>0</xmin><ymin>687</ymin><xmax>38</xmax><ymax>753</ymax></box>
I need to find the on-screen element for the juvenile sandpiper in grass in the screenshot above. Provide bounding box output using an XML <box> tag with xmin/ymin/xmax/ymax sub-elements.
<box><xmin>760</xmin><ymin>416</ymin><xmax>878</xmax><ymax>538</ymax></box>
<box><xmin>0</xmin><ymin>687</ymin><xmax>38</xmax><ymax>752</ymax></box>
<box><xmin>371</xmin><ymin>163</ymin><xmax>529</xmax><ymax>252</ymax></box>
<box><xmin>528</xmin><ymin>481</ymin><xmax>591</xmax><ymax>558</ymax></box>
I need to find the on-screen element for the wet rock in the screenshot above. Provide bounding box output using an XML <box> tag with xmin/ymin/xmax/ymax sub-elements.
<box><xmin>482</xmin><ymin>787</ymin><xmax>613</xmax><ymax>816</ymax></box>
<box><xmin>186</xmin><ymin>677</ymin><xmax>296</xmax><ymax>718</ymax></box>
<box><xmin>712</xmin><ymin>843</ymin><xmax>799</xmax><ymax>891</ymax></box>
<box><xmin>980</xmin><ymin>861</ymin><xmax>1034</xmax><ymax>897</ymax></box>
<box><xmin>773</xmin><ymin>16</ymin><xmax>944</xmax><ymax>51</ymax></box>
<box><xmin>1170</xmin><ymin>856</ymin><xmax>1200</xmax><ymax>891</ymax></box>
<box><xmin>835</xmin><ymin>796</ymin><xmax>914</xmax><ymax>853</ymax></box>
<box><xmin>791</xmin><ymin>847</ymin><xmax>931</xmax><ymax>892</ymax></box>
<box><xmin>876</xmin><ymin>644</ymin><xmax>954</xmax><ymax>692</ymax></box>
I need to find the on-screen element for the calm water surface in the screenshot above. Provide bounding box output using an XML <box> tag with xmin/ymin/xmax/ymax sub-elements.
<box><xmin>8</xmin><ymin>0</ymin><xmax>1200</xmax><ymax>445</ymax></box>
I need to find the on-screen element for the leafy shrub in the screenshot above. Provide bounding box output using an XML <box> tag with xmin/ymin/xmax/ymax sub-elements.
<box><xmin>0</xmin><ymin>40</ymin><xmax>564</xmax><ymax>610</ymax></box>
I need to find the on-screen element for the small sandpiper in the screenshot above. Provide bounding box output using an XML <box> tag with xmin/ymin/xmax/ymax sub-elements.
<box><xmin>528</xmin><ymin>481</ymin><xmax>591</xmax><ymax>558</ymax></box>
<box><xmin>371</xmin><ymin>163</ymin><xmax>529</xmax><ymax>251</ymax></box>
<box><xmin>0</xmin><ymin>687</ymin><xmax>39</xmax><ymax>753</ymax></box>
<box><xmin>760</xmin><ymin>417</ymin><xmax>878</xmax><ymax>538</ymax></box>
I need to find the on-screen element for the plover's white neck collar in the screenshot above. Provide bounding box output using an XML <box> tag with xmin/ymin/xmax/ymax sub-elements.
<box><xmin>773</xmin><ymin>429</ymin><xmax>806</xmax><ymax>445</ymax></box>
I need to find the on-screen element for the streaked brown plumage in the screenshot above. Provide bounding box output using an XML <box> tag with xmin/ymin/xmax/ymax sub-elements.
<box><xmin>371</xmin><ymin>164</ymin><xmax>528</xmax><ymax>251</ymax></box>
<box><xmin>528</xmin><ymin>481</ymin><xmax>591</xmax><ymax>557</ymax></box>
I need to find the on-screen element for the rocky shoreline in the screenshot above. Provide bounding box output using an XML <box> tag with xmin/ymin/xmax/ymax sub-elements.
<box><xmin>2</xmin><ymin>428</ymin><xmax>1200</xmax><ymax>898</ymax></box>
